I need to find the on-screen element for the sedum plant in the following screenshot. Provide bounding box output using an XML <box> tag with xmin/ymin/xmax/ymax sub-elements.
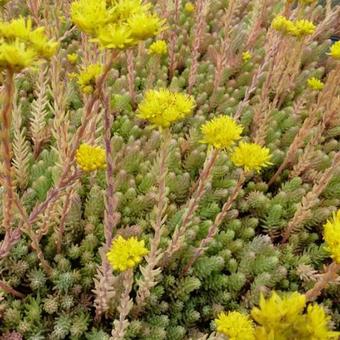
<box><xmin>0</xmin><ymin>0</ymin><xmax>340</xmax><ymax>339</ymax></box>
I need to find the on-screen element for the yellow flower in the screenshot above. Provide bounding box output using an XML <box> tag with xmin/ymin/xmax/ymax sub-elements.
<box><xmin>76</xmin><ymin>64</ymin><xmax>103</xmax><ymax>94</ymax></box>
<box><xmin>215</xmin><ymin>311</ymin><xmax>255</xmax><ymax>340</ymax></box>
<box><xmin>148</xmin><ymin>40</ymin><xmax>168</xmax><ymax>56</ymax></box>
<box><xmin>251</xmin><ymin>292</ymin><xmax>306</xmax><ymax>336</ymax></box>
<box><xmin>184</xmin><ymin>2</ymin><xmax>195</xmax><ymax>13</ymax></box>
<box><xmin>71</xmin><ymin>0</ymin><xmax>165</xmax><ymax>48</ymax></box>
<box><xmin>111</xmin><ymin>0</ymin><xmax>150</xmax><ymax>22</ymax></box>
<box><xmin>289</xmin><ymin>19</ymin><xmax>316</xmax><ymax>37</ymax></box>
<box><xmin>303</xmin><ymin>304</ymin><xmax>340</xmax><ymax>339</ymax></box>
<box><xmin>0</xmin><ymin>40</ymin><xmax>37</xmax><ymax>71</ymax></box>
<box><xmin>0</xmin><ymin>17</ymin><xmax>32</xmax><ymax>40</ymax></box>
<box><xmin>93</xmin><ymin>24</ymin><xmax>133</xmax><ymax>49</ymax></box>
<box><xmin>329</xmin><ymin>41</ymin><xmax>340</xmax><ymax>60</ymax></box>
<box><xmin>75</xmin><ymin>143</ymin><xmax>106</xmax><ymax>171</ymax></box>
<box><xmin>70</xmin><ymin>0</ymin><xmax>110</xmax><ymax>36</ymax></box>
<box><xmin>127</xmin><ymin>12</ymin><xmax>165</xmax><ymax>41</ymax></box>
<box><xmin>0</xmin><ymin>17</ymin><xmax>58</xmax><ymax>71</ymax></box>
<box><xmin>271</xmin><ymin>15</ymin><xmax>295</xmax><ymax>35</ymax></box>
<box><xmin>28</xmin><ymin>27</ymin><xmax>59</xmax><ymax>59</ymax></box>
<box><xmin>200</xmin><ymin>116</ymin><xmax>243</xmax><ymax>150</ymax></box>
<box><xmin>67</xmin><ymin>53</ymin><xmax>79</xmax><ymax>64</ymax></box>
<box><xmin>272</xmin><ymin>16</ymin><xmax>315</xmax><ymax>37</ymax></box>
<box><xmin>252</xmin><ymin>292</ymin><xmax>339</xmax><ymax>339</ymax></box>
<box><xmin>242</xmin><ymin>51</ymin><xmax>252</xmax><ymax>62</ymax></box>
<box><xmin>107</xmin><ymin>235</ymin><xmax>149</xmax><ymax>272</ymax></box>
<box><xmin>307</xmin><ymin>77</ymin><xmax>324</xmax><ymax>91</ymax></box>
<box><xmin>137</xmin><ymin>89</ymin><xmax>195</xmax><ymax>128</ymax></box>
<box><xmin>231</xmin><ymin>142</ymin><xmax>272</xmax><ymax>172</ymax></box>
<box><xmin>323</xmin><ymin>210</ymin><xmax>340</xmax><ymax>263</ymax></box>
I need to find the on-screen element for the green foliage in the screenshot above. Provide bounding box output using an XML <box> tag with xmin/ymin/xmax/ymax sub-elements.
<box><xmin>1</xmin><ymin>0</ymin><xmax>339</xmax><ymax>338</ymax></box>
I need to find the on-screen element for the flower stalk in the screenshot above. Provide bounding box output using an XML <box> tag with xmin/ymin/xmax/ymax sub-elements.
<box><xmin>305</xmin><ymin>262</ymin><xmax>340</xmax><ymax>301</ymax></box>
<box><xmin>110</xmin><ymin>269</ymin><xmax>134</xmax><ymax>340</ymax></box>
<box><xmin>162</xmin><ymin>148</ymin><xmax>219</xmax><ymax>265</ymax></box>
<box><xmin>182</xmin><ymin>170</ymin><xmax>246</xmax><ymax>274</ymax></box>
<box><xmin>282</xmin><ymin>152</ymin><xmax>340</xmax><ymax>243</ymax></box>
<box><xmin>0</xmin><ymin>280</ymin><xmax>24</xmax><ymax>299</ymax></box>
<box><xmin>134</xmin><ymin>128</ymin><xmax>170</xmax><ymax>315</ymax></box>
<box><xmin>1</xmin><ymin>68</ymin><xmax>15</xmax><ymax>231</ymax></box>
<box><xmin>27</xmin><ymin>52</ymin><xmax>116</xmax><ymax>226</ymax></box>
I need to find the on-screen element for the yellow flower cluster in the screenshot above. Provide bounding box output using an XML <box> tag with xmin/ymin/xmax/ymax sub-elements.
<box><xmin>242</xmin><ymin>51</ymin><xmax>252</xmax><ymax>63</ymax></box>
<box><xmin>67</xmin><ymin>53</ymin><xmax>79</xmax><ymax>65</ymax></box>
<box><xmin>0</xmin><ymin>17</ymin><xmax>58</xmax><ymax>71</ymax></box>
<box><xmin>323</xmin><ymin>209</ymin><xmax>340</xmax><ymax>263</ymax></box>
<box><xmin>200</xmin><ymin>117</ymin><xmax>271</xmax><ymax>171</ymax></box>
<box><xmin>137</xmin><ymin>88</ymin><xmax>195</xmax><ymax>128</ymax></box>
<box><xmin>75</xmin><ymin>143</ymin><xmax>106</xmax><ymax>172</ymax></box>
<box><xmin>231</xmin><ymin>142</ymin><xmax>272</xmax><ymax>172</ymax></box>
<box><xmin>215</xmin><ymin>311</ymin><xmax>255</xmax><ymax>340</ymax></box>
<box><xmin>293</xmin><ymin>20</ymin><xmax>316</xmax><ymax>37</ymax></box>
<box><xmin>73</xmin><ymin>64</ymin><xmax>103</xmax><ymax>94</ymax></box>
<box><xmin>271</xmin><ymin>15</ymin><xmax>315</xmax><ymax>38</ymax></box>
<box><xmin>71</xmin><ymin>0</ymin><xmax>165</xmax><ymax>50</ymax></box>
<box><xmin>200</xmin><ymin>116</ymin><xmax>243</xmax><ymax>149</ymax></box>
<box><xmin>107</xmin><ymin>236</ymin><xmax>149</xmax><ymax>272</ymax></box>
<box><xmin>307</xmin><ymin>77</ymin><xmax>324</xmax><ymax>91</ymax></box>
<box><xmin>329</xmin><ymin>41</ymin><xmax>340</xmax><ymax>60</ymax></box>
<box><xmin>184</xmin><ymin>2</ymin><xmax>195</xmax><ymax>13</ymax></box>
<box><xmin>271</xmin><ymin>15</ymin><xmax>295</xmax><ymax>34</ymax></box>
<box><xmin>251</xmin><ymin>292</ymin><xmax>339</xmax><ymax>339</ymax></box>
<box><xmin>148</xmin><ymin>40</ymin><xmax>168</xmax><ymax>56</ymax></box>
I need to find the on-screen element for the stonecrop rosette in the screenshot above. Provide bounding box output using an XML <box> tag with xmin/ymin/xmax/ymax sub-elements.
<box><xmin>107</xmin><ymin>236</ymin><xmax>149</xmax><ymax>272</ymax></box>
<box><xmin>0</xmin><ymin>17</ymin><xmax>58</xmax><ymax>71</ymax></box>
<box><xmin>200</xmin><ymin>115</ymin><xmax>243</xmax><ymax>150</ymax></box>
<box><xmin>137</xmin><ymin>88</ymin><xmax>195</xmax><ymax>128</ymax></box>
<box><xmin>71</xmin><ymin>0</ymin><xmax>165</xmax><ymax>50</ymax></box>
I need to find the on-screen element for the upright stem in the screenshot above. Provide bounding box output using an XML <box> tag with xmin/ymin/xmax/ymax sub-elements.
<box><xmin>305</xmin><ymin>262</ymin><xmax>340</xmax><ymax>301</ymax></box>
<box><xmin>0</xmin><ymin>227</ymin><xmax>21</xmax><ymax>258</ymax></box>
<box><xmin>188</xmin><ymin>0</ymin><xmax>209</xmax><ymax>94</ymax></box>
<box><xmin>1</xmin><ymin>68</ymin><xmax>15</xmax><ymax>231</ymax></box>
<box><xmin>28</xmin><ymin>52</ymin><xmax>116</xmax><ymax>225</ymax></box>
<box><xmin>56</xmin><ymin>188</ymin><xmax>73</xmax><ymax>253</ymax></box>
<box><xmin>102</xmin><ymin>93</ymin><xmax>120</xmax><ymax>271</ymax></box>
<box><xmin>174</xmin><ymin>0</ymin><xmax>181</xmax><ymax>23</ymax></box>
<box><xmin>111</xmin><ymin>269</ymin><xmax>134</xmax><ymax>340</ymax></box>
<box><xmin>152</xmin><ymin>128</ymin><xmax>170</xmax><ymax>251</ymax></box>
<box><xmin>127</xmin><ymin>49</ymin><xmax>136</xmax><ymax>109</ymax></box>
<box><xmin>162</xmin><ymin>148</ymin><xmax>219</xmax><ymax>265</ymax></box>
<box><xmin>0</xmin><ymin>280</ymin><xmax>24</xmax><ymax>298</ymax></box>
<box><xmin>282</xmin><ymin>153</ymin><xmax>340</xmax><ymax>243</ymax></box>
<box><xmin>134</xmin><ymin>128</ymin><xmax>170</xmax><ymax>314</ymax></box>
<box><xmin>182</xmin><ymin>171</ymin><xmax>246</xmax><ymax>274</ymax></box>
<box><xmin>93</xmin><ymin>92</ymin><xmax>121</xmax><ymax>320</ymax></box>
<box><xmin>13</xmin><ymin>192</ymin><xmax>53</xmax><ymax>275</ymax></box>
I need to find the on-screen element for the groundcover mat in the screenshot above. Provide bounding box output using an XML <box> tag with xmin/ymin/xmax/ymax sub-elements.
<box><xmin>0</xmin><ymin>0</ymin><xmax>339</xmax><ymax>339</ymax></box>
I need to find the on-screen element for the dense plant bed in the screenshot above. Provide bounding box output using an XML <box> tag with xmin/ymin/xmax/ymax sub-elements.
<box><xmin>0</xmin><ymin>0</ymin><xmax>339</xmax><ymax>339</ymax></box>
